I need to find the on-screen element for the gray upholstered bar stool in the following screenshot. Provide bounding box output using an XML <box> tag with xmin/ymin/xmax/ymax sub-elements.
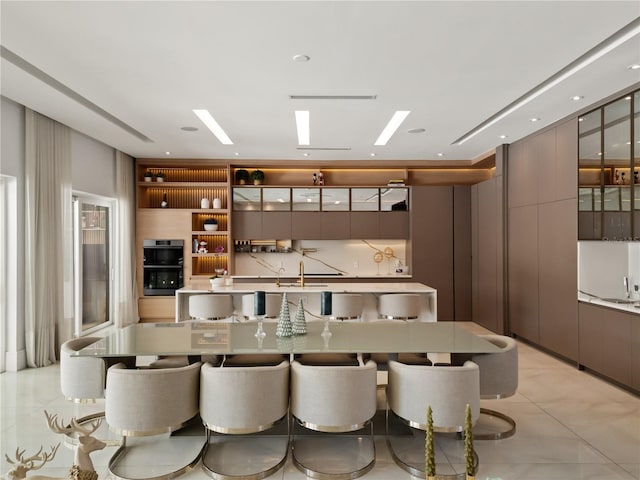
<box><xmin>386</xmin><ymin>360</ymin><xmax>480</xmax><ymax>477</ymax></box>
<box><xmin>331</xmin><ymin>293</ymin><xmax>364</xmax><ymax>321</ymax></box>
<box><xmin>377</xmin><ymin>293</ymin><xmax>421</xmax><ymax>320</ymax></box>
<box><xmin>60</xmin><ymin>337</ymin><xmax>106</xmax><ymax>403</ymax></box>
<box><xmin>105</xmin><ymin>362</ymin><xmax>202</xmax><ymax>480</ymax></box>
<box><xmin>470</xmin><ymin>334</ymin><xmax>518</xmax><ymax>440</ymax></box>
<box><xmin>241</xmin><ymin>293</ymin><xmax>281</xmax><ymax>320</ymax></box>
<box><xmin>290</xmin><ymin>357</ymin><xmax>377</xmax><ymax>479</ymax></box>
<box><xmin>199</xmin><ymin>359</ymin><xmax>290</xmax><ymax>479</ymax></box>
<box><xmin>189</xmin><ymin>294</ymin><xmax>234</xmax><ymax>321</ymax></box>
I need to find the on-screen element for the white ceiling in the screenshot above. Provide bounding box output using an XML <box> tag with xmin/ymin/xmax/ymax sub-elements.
<box><xmin>1</xmin><ymin>1</ymin><xmax>639</xmax><ymax>164</ymax></box>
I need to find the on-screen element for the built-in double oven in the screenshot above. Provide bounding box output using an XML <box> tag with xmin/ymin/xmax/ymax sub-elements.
<box><xmin>143</xmin><ymin>239</ymin><xmax>184</xmax><ymax>296</ymax></box>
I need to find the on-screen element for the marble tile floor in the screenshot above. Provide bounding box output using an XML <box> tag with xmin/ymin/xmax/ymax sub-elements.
<box><xmin>1</xmin><ymin>322</ymin><xmax>639</xmax><ymax>480</ymax></box>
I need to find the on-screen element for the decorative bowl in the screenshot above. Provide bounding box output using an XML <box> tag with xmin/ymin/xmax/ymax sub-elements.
<box><xmin>204</xmin><ymin>224</ymin><xmax>218</xmax><ymax>231</ymax></box>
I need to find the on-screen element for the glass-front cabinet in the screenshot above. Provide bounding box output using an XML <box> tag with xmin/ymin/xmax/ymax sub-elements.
<box><xmin>578</xmin><ymin>89</ymin><xmax>638</xmax><ymax>240</ymax></box>
<box><xmin>232</xmin><ymin>186</ymin><xmax>409</xmax><ymax>241</ymax></box>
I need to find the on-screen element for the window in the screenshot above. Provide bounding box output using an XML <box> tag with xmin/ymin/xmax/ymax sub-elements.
<box><xmin>73</xmin><ymin>194</ymin><xmax>114</xmax><ymax>334</ymax></box>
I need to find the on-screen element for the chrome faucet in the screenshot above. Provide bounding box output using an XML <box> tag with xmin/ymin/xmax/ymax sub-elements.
<box><xmin>299</xmin><ymin>260</ymin><xmax>305</xmax><ymax>287</ymax></box>
<box><xmin>276</xmin><ymin>267</ymin><xmax>285</xmax><ymax>287</ymax></box>
<box><xmin>624</xmin><ymin>276</ymin><xmax>630</xmax><ymax>298</ymax></box>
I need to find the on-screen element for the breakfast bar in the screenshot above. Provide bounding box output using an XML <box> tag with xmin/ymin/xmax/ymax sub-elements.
<box><xmin>175</xmin><ymin>282</ymin><xmax>438</xmax><ymax>322</ymax></box>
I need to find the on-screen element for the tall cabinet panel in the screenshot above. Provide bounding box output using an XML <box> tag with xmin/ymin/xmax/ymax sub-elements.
<box><xmin>410</xmin><ymin>186</ymin><xmax>455</xmax><ymax>321</ymax></box>
<box><xmin>538</xmin><ymin>199</ymin><xmax>578</xmax><ymax>360</ymax></box>
<box><xmin>508</xmin><ymin>204</ymin><xmax>539</xmax><ymax>342</ymax></box>
<box><xmin>472</xmin><ymin>178</ymin><xmax>502</xmax><ymax>333</ymax></box>
<box><xmin>507</xmin><ymin>119</ymin><xmax>578</xmax><ymax>349</ymax></box>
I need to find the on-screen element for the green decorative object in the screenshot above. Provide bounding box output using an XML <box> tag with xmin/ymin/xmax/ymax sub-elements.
<box><xmin>235</xmin><ymin>169</ymin><xmax>250</xmax><ymax>185</ymax></box>
<box><xmin>293</xmin><ymin>298</ymin><xmax>307</xmax><ymax>335</ymax></box>
<box><xmin>425</xmin><ymin>405</ymin><xmax>435</xmax><ymax>480</ymax></box>
<box><xmin>251</xmin><ymin>169</ymin><xmax>265</xmax><ymax>185</ymax></box>
<box><xmin>464</xmin><ymin>403</ymin><xmax>475</xmax><ymax>479</ymax></box>
<box><xmin>276</xmin><ymin>292</ymin><xmax>292</xmax><ymax>337</ymax></box>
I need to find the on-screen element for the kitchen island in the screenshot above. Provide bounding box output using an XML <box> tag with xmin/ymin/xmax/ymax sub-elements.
<box><xmin>175</xmin><ymin>282</ymin><xmax>437</xmax><ymax>322</ymax></box>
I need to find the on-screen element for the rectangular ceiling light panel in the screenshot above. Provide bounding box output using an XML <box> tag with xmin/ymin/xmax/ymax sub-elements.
<box><xmin>193</xmin><ymin>109</ymin><xmax>233</xmax><ymax>145</ymax></box>
<box><xmin>295</xmin><ymin>110</ymin><xmax>310</xmax><ymax>145</ymax></box>
<box><xmin>374</xmin><ymin>110</ymin><xmax>410</xmax><ymax>146</ymax></box>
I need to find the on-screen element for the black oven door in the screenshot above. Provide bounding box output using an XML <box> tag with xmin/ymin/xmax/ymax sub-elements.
<box><xmin>143</xmin><ymin>266</ymin><xmax>184</xmax><ymax>296</ymax></box>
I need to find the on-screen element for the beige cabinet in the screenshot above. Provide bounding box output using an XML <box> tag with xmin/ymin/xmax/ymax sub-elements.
<box><xmin>136</xmin><ymin>161</ymin><xmax>231</xmax><ymax>321</ymax></box>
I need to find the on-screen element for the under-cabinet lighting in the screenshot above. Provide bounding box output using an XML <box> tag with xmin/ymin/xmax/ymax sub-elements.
<box><xmin>374</xmin><ymin>111</ymin><xmax>410</xmax><ymax>146</ymax></box>
<box><xmin>295</xmin><ymin>110</ymin><xmax>310</xmax><ymax>145</ymax></box>
<box><xmin>193</xmin><ymin>109</ymin><xmax>233</xmax><ymax>145</ymax></box>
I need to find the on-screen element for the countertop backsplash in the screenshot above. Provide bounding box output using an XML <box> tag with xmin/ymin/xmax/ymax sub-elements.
<box><xmin>578</xmin><ymin>241</ymin><xmax>640</xmax><ymax>300</ymax></box>
<box><xmin>234</xmin><ymin>239</ymin><xmax>408</xmax><ymax>278</ymax></box>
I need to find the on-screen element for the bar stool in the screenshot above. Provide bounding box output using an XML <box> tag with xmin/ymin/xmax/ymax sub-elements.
<box><xmin>386</xmin><ymin>360</ymin><xmax>480</xmax><ymax>477</ymax></box>
<box><xmin>200</xmin><ymin>360</ymin><xmax>290</xmax><ymax>479</ymax></box>
<box><xmin>105</xmin><ymin>362</ymin><xmax>203</xmax><ymax>480</ymax></box>
<box><xmin>290</xmin><ymin>357</ymin><xmax>377</xmax><ymax>479</ymax></box>
<box><xmin>60</xmin><ymin>337</ymin><xmax>106</xmax><ymax>403</ymax></box>
<box><xmin>378</xmin><ymin>293</ymin><xmax>421</xmax><ymax>320</ymax></box>
<box><xmin>189</xmin><ymin>294</ymin><xmax>234</xmax><ymax>321</ymax></box>
<box><xmin>241</xmin><ymin>293</ymin><xmax>281</xmax><ymax>320</ymax></box>
<box><xmin>331</xmin><ymin>293</ymin><xmax>363</xmax><ymax>321</ymax></box>
<box><xmin>470</xmin><ymin>334</ymin><xmax>518</xmax><ymax>440</ymax></box>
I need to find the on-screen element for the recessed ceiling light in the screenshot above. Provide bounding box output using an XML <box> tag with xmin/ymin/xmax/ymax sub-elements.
<box><xmin>436</xmin><ymin>153</ymin><xmax>444</xmax><ymax>157</ymax></box>
<box><xmin>578</xmin><ymin>117</ymin><xmax>584</xmax><ymax>122</ymax></box>
<box><xmin>628</xmin><ymin>64</ymin><xmax>640</xmax><ymax>70</ymax></box>
<box><xmin>165</xmin><ymin>151</ymin><xmax>171</xmax><ymax>155</ymax></box>
<box><xmin>293</xmin><ymin>54</ymin><xmax>310</xmax><ymax>62</ymax></box>
<box><xmin>193</xmin><ymin>109</ymin><xmax>233</xmax><ymax>144</ymax></box>
<box><xmin>625</xmin><ymin>96</ymin><xmax>632</xmax><ymax>100</ymax></box>
<box><xmin>180</xmin><ymin>126</ymin><xmax>198</xmax><ymax>132</ymax></box>
<box><xmin>530</xmin><ymin>118</ymin><xmax>540</xmax><ymax>122</ymax></box>
<box><xmin>407</xmin><ymin>128</ymin><xmax>425</xmax><ymax>134</ymax></box>
<box><xmin>295</xmin><ymin>111</ymin><xmax>310</xmax><ymax>145</ymax></box>
<box><xmin>499</xmin><ymin>134</ymin><xmax>508</xmax><ymax>139</ymax></box>
<box><xmin>234</xmin><ymin>152</ymin><xmax>240</xmax><ymax>156</ymax></box>
<box><xmin>374</xmin><ymin>111</ymin><xmax>410</xmax><ymax>146</ymax></box>
<box><xmin>370</xmin><ymin>153</ymin><xmax>376</xmax><ymax>157</ymax></box>
<box><xmin>570</xmin><ymin>95</ymin><xmax>584</xmax><ymax>101</ymax></box>
<box><xmin>303</xmin><ymin>153</ymin><xmax>310</xmax><ymax>157</ymax></box>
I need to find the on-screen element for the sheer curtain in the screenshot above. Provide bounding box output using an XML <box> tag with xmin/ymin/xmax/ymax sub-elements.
<box><xmin>24</xmin><ymin>109</ymin><xmax>71</xmax><ymax>367</ymax></box>
<box><xmin>115</xmin><ymin>151</ymin><xmax>139</xmax><ymax>327</ymax></box>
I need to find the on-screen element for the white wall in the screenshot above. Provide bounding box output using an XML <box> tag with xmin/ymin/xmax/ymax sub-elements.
<box><xmin>1</xmin><ymin>96</ymin><xmax>26</xmax><ymax>370</ymax></box>
<box><xmin>71</xmin><ymin>130</ymin><xmax>116</xmax><ymax>197</ymax></box>
<box><xmin>578</xmin><ymin>241</ymin><xmax>640</xmax><ymax>299</ymax></box>
<box><xmin>0</xmin><ymin>96</ymin><xmax>119</xmax><ymax>370</ymax></box>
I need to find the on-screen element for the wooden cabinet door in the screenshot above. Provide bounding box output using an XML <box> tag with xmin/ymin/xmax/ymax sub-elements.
<box><xmin>321</xmin><ymin>212</ymin><xmax>350</xmax><ymax>239</ymax></box>
<box><xmin>262</xmin><ymin>212</ymin><xmax>291</xmax><ymax>239</ymax></box>
<box><xmin>350</xmin><ymin>212</ymin><xmax>379</xmax><ymax>238</ymax></box>
<box><xmin>291</xmin><ymin>212</ymin><xmax>321</xmax><ymax>239</ymax></box>
<box><xmin>233</xmin><ymin>211</ymin><xmax>261</xmax><ymax>240</ymax></box>
<box><xmin>379</xmin><ymin>211</ymin><xmax>409</xmax><ymax>239</ymax></box>
<box><xmin>578</xmin><ymin>303</ymin><xmax>603</xmax><ymax>371</ymax></box>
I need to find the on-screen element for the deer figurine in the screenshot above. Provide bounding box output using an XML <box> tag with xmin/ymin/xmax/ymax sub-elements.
<box><xmin>4</xmin><ymin>444</ymin><xmax>61</xmax><ymax>479</ymax></box>
<box><xmin>44</xmin><ymin>411</ymin><xmax>106</xmax><ymax>480</ymax></box>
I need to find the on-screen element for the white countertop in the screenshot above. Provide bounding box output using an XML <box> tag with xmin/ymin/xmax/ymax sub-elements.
<box><xmin>231</xmin><ymin>274</ymin><xmax>412</xmax><ymax>279</ymax></box>
<box><xmin>578</xmin><ymin>293</ymin><xmax>640</xmax><ymax>315</ymax></box>
<box><xmin>179</xmin><ymin>282</ymin><xmax>435</xmax><ymax>294</ymax></box>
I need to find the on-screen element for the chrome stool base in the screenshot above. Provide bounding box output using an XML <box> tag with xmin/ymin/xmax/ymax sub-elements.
<box><xmin>473</xmin><ymin>407</ymin><xmax>516</xmax><ymax>440</ymax></box>
<box><xmin>385</xmin><ymin>409</ymin><xmax>479</xmax><ymax>479</ymax></box>
<box><xmin>201</xmin><ymin>416</ymin><xmax>289</xmax><ymax>480</ymax></box>
<box><xmin>108</xmin><ymin>435</ymin><xmax>204</xmax><ymax>480</ymax></box>
<box><xmin>291</xmin><ymin>418</ymin><xmax>375</xmax><ymax>480</ymax></box>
